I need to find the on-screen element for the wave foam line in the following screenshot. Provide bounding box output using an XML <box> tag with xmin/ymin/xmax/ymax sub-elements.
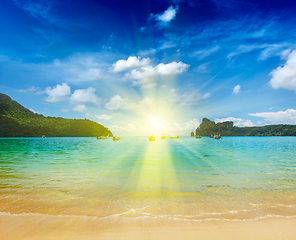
<box><xmin>0</xmin><ymin>211</ymin><xmax>295</xmax><ymax>222</ymax></box>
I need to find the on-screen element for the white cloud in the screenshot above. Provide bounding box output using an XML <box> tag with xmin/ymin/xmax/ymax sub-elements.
<box><xmin>95</xmin><ymin>115</ymin><xmax>112</xmax><ymax>120</ymax></box>
<box><xmin>138</xmin><ymin>49</ymin><xmax>157</xmax><ymax>57</ymax></box>
<box><xmin>170</xmin><ymin>88</ymin><xmax>177</xmax><ymax>94</ymax></box>
<box><xmin>52</xmin><ymin>55</ymin><xmax>105</xmax><ymax>83</ymax></box>
<box><xmin>228</xmin><ymin>44</ymin><xmax>262</xmax><ymax>59</ymax></box>
<box><xmin>193</xmin><ymin>63</ymin><xmax>209</xmax><ymax>73</ymax></box>
<box><xmin>105</xmin><ymin>95</ymin><xmax>155</xmax><ymax>111</ymax></box>
<box><xmin>249</xmin><ymin>109</ymin><xmax>296</xmax><ymax>124</ymax></box>
<box><xmin>72</xmin><ymin>104</ymin><xmax>87</xmax><ymax>112</ymax></box>
<box><xmin>137</xmin><ymin>42</ymin><xmax>176</xmax><ymax>58</ymax></box>
<box><xmin>192</xmin><ymin>46</ymin><xmax>220</xmax><ymax>60</ymax></box>
<box><xmin>13</xmin><ymin>0</ymin><xmax>51</xmax><ymax>18</ymax></box>
<box><xmin>215</xmin><ymin>117</ymin><xmax>254</xmax><ymax>127</ymax></box>
<box><xmin>152</xmin><ymin>6</ymin><xmax>179</xmax><ymax>27</ymax></box>
<box><xmin>45</xmin><ymin>83</ymin><xmax>71</xmax><ymax>102</ymax></box>
<box><xmin>19</xmin><ymin>86</ymin><xmax>41</xmax><ymax>93</ymax></box>
<box><xmin>105</xmin><ymin>95</ymin><xmax>126</xmax><ymax>110</ymax></box>
<box><xmin>111</xmin><ymin>56</ymin><xmax>151</xmax><ymax>72</ymax></box>
<box><xmin>159</xmin><ymin>41</ymin><xmax>177</xmax><ymax>50</ymax></box>
<box><xmin>64</xmin><ymin>58</ymin><xmax>102</xmax><ymax>82</ymax></box>
<box><xmin>70</xmin><ymin>87</ymin><xmax>101</xmax><ymax>105</ymax></box>
<box><xmin>156</xmin><ymin>62</ymin><xmax>188</xmax><ymax>75</ymax></box>
<box><xmin>270</xmin><ymin>50</ymin><xmax>296</xmax><ymax>92</ymax></box>
<box><xmin>228</xmin><ymin>43</ymin><xmax>293</xmax><ymax>60</ymax></box>
<box><xmin>184</xmin><ymin>118</ymin><xmax>200</xmax><ymax>132</ymax></box>
<box><xmin>109</xmin><ymin>119</ymin><xmax>200</xmax><ymax>136</ymax></box>
<box><xmin>109</xmin><ymin>123</ymin><xmax>136</xmax><ymax>132</ymax></box>
<box><xmin>137</xmin><ymin>96</ymin><xmax>155</xmax><ymax>108</ymax></box>
<box><xmin>126</xmin><ymin>61</ymin><xmax>189</xmax><ymax>87</ymax></box>
<box><xmin>280</xmin><ymin>49</ymin><xmax>293</xmax><ymax>60</ymax></box>
<box><xmin>77</xmin><ymin>68</ymin><xmax>101</xmax><ymax>81</ymax></box>
<box><xmin>156</xmin><ymin>119</ymin><xmax>201</xmax><ymax>136</ymax></box>
<box><xmin>232</xmin><ymin>85</ymin><xmax>241</xmax><ymax>95</ymax></box>
<box><xmin>169</xmin><ymin>88</ymin><xmax>211</xmax><ymax>105</ymax></box>
<box><xmin>29</xmin><ymin>108</ymin><xmax>39</xmax><ymax>114</ymax></box>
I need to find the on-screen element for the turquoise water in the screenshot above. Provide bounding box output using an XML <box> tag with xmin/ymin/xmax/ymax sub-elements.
<box><xmin>0</xmin><ymin>137</ymin><xmax>295</xmax><ymax>221</ymax></box>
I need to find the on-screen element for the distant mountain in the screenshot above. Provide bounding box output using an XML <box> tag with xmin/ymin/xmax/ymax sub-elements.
<box><xmin>196</xmin><ymin>117</ymin><xmax>296</xmax><ymax>136</ymax></box>
<box><xmin>0</xmin><ymin>93</ymin><xmax>113</xmax><ymax>137</ymax></box>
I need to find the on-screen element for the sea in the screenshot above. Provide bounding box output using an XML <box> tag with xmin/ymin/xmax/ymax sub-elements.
<box><xmin>0</xmin><ymin>136</ymin><xmax>295</xmax><ymax>222</ymax></box>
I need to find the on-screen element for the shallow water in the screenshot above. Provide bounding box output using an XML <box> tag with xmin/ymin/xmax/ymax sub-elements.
<box><xmin>0</xmin><ymin>137</ymin><xmax>295</xmax><ymax>221</ymax></box>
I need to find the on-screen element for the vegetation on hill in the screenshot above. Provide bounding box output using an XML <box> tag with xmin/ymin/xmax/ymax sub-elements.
<box><xmin>196</xmin><ymin>117</ymin><xmax>296</xmax><ymax>136</ymax></box>
<box><xmin>0</xmin><ymin>93</ymin><xmax>113</xmax><ymax>137</ymax></box>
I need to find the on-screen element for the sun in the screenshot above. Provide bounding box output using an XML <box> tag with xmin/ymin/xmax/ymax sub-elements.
<box><xmin>151</xmin><ymin>118</ymin><xmax>162</xmax><ymax>130</ymax></box>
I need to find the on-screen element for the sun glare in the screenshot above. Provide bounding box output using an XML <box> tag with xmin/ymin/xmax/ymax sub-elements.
<box><xmin>151</xmin><ymin>119</ymin><xmax>162</xmax><ymax>129</ymax></box>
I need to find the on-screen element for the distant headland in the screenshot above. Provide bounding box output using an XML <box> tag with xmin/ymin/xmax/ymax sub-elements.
<box><xmin>0</xmin><ymin>93</ymin><xmax>113</xmax><ymax>137</ymax></box>
<box><xmin>195</xmin><ymin>117</ymin><xmax>296</xmax><ymax>136</ymax></box>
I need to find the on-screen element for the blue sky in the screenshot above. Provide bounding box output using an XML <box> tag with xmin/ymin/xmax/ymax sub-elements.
<box><xmin>1</xmin><ymin>0</ymin><xmax>296</xmax><ymax>136</ymax></box>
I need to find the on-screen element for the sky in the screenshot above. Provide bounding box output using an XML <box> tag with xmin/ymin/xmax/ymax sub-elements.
<box><xmin>1</xmin><ymin>0</ymin><xmax>296</xmax><ymax>136</ymax></box>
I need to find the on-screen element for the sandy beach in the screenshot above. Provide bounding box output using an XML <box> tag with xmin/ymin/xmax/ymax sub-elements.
<box><xmin>1</xmin><ymin>214</ymin><xmax>296</xmax><ymax>240</ymax></box>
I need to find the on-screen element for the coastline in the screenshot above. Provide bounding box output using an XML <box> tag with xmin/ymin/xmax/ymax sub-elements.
<box><xmin>1</xmin><ymin>213</ymin><xmax>296</xmax><ymax>240</ymax></box>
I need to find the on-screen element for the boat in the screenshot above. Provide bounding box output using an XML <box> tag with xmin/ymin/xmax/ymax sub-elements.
<box><xmin>195</xmin><ymin>136</ymin><xmax>201</xmax><ymax>139</ymax></box>
<box><xmin>148</xmin><ymin>135</ymin><xmax>155</xmax><ymax>141</ymax></box>
<box><xmin>161</xmin><ymin>134</ymin><xmax>166</xmax><ymax>139</ymax></box>
<box><xmin>113</xmin><ymin>135</ymin><xmax>121</xmax><ymax>141</ymax></box>
<box><xmin>214</xmin><ymin>134</ymin><xmax>221</xmax><ymax>139</ymax></box>
<box><xmin>42</xmin><ymin>135</ymin><xmax>46</xmax><ymax>138</ymax></box>
<box><xmin>96</xmin><ymin>135</ymin><xmax>108</xmax><ymax>139</ymax></box>
<box><xmin>170</xmin><ymin>136</ymin><xmax>179</xmax><ymax>139</ymax></box>
<box><xmin>210</xmin><ymin>134</ymin><xmax>214</xmax><ymax>138</ymax></box>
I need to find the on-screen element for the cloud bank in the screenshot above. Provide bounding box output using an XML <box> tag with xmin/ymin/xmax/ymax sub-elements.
<box><xmin>215</xmin><ymin>117</ymin><xmax>254</xmax><ymax>127</ymax></box>
<box><xmin>113</xmin><ymin>56</ymin><xmax>189</xmax><ymax>88</ymax></box>
<box><xmin>249</xmin><ymin>109</ymin><xmax>296</xmax><ymax>124</ymax></box>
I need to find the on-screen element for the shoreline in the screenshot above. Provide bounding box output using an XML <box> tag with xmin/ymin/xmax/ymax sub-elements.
<box><xmin>1</xmin><ymin>214</ymin><xmax>296</xmax><ymax>240</ymax></box>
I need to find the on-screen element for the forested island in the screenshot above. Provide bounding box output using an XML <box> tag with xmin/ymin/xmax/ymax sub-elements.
<box><xmin>196</xmin><ymin>118</ymin><xmax>296</xmax><ymax>136</ymax></box>
<box><xmin>0</xmin><ymin>93</ymin><xmax>113</xmax><ymax>137</ymax></box>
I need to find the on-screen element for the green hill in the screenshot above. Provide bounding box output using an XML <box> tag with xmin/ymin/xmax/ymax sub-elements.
<box><xmin>196</xmin><ymin>117</ymin><xmax>296</xmax><ymax>136</ymax></box>
<box><xmin>0</xmin><ymin>93</ymin><xmax>113</xmax><ymax>137</ymax></box>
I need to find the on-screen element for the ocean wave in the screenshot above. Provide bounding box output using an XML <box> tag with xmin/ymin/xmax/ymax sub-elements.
<box><xmin>1</xmin><ymin>211</ymin><xmax>295</xmax><ymax>222</ymax></box>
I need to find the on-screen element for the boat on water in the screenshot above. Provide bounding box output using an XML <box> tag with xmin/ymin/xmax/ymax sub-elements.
<box><xmin>214</xmin><ymin>134</ymin><xmax>221</xmax><ymax>139</ymax></box>
<box><xmin>96</xmin><ymin>135</ymin><xmax>108</xmax><ymax>139</ymax></box>
<box><xmin>148</xmin><ymin>135</ymin><xmax>155</xmax><ymax>141</ymax></box>
<box><xmin>42</xmin><ymin>135</ymin><xmax>46</xmax><ymax>138</ymax></box>
<box><xmin>113</xmin><ymin>135</ymin><xmax>121</xmax><ymax>141</ymax></box>
<box><xmin>195</xmin><ymin>135</ymin><xmax>202</xmax><ymax>139</ymax></box>
<box><xmin>161</xmin><ymin>134</ymin><xmax>166</xmax><ymax>139</ymax></box>
<box><xmin>170</xmin><ymin>136</ymin><xmax>179</xmax><ymax>139</ymax></box>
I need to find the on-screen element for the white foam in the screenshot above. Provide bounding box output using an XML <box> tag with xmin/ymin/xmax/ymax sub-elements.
<box><xmin>0</xmin><ymin>211</ymin><xmax>295</xmax><ymax>222</ymax></box>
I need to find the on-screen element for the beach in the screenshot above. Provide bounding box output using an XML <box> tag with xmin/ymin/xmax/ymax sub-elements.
<box><xmin>1</xmin><ymin>214</ymin><xmax>296</xmax><ymax>240</ymax></box>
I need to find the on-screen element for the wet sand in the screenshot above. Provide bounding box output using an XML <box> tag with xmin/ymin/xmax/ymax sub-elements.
<box><xmin>1</xmin><ymin>214</ymin><xmax>295</xmax><ymax>240</ymax></box>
